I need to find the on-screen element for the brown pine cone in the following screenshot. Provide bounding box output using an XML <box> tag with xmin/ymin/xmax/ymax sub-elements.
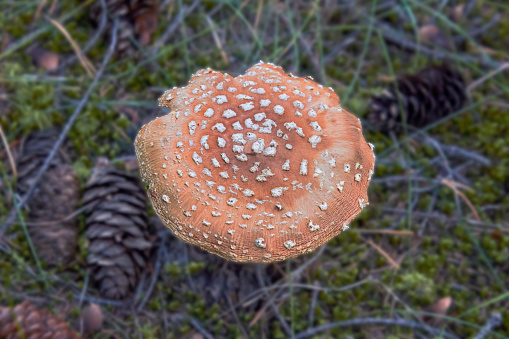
<box><xmin>368</xmin><ymin>64</ymin><xmax>467</xmax><ymax>133</ymax></box>
<box><xmin>0</xmin><ymin>301</ymin><xmax>80</xmax><ymax>339</ymax></box>
<box><xmin>83</xmin><ymin>159</ymin><xmax>154</xmax><ymax>299</ymax></box>
<box><xmin>16</xmin><ymin>130</ymin><xmax>79</xmax><ymax>266</ymax></box>
<box><xmin>90</xmin><ymin>0</ymin><xmax>158</xmax><ymax>58</ymax></box>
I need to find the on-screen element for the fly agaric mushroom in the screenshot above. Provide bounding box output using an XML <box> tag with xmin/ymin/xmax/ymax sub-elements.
<box><xmin>135</xmin><ymin>62</ymin><xmax>375</xmax><ymax>263</ymax></box>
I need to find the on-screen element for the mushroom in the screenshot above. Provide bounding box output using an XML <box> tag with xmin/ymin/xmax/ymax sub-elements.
<box><xmin>135</xmin><ymin>62</ymin><xmax>375</xmax><ymax>263</ymax></box>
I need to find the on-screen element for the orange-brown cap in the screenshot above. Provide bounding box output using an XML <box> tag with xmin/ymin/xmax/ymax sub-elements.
<box><xmin>135</xmin><ymin>62</ymin><xmax>375</xmax><ymax>263</ymax></box>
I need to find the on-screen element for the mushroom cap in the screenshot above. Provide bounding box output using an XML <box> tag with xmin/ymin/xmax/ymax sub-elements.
<box><xmin>135</xmin><ymin>62</ymin><xmax>375</xmax><ymax>263</ymax></box>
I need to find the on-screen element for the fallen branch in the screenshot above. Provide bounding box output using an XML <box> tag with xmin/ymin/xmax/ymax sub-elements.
<box><xmin>294</xmin><ymin>317</ymin><xmax>460</xmax><ymax>339</ymax></box>
<box><xmin>376</xmin><ymin>20</ymin><xmax>502</xmax><ymax>69</ymax></box>
<box><xmin>420</xmin><ymin>136</ymin><xmax>492</xmax><ymax>166</ymax></box>
<box><xmin>473</xmin><ymin>313</ymin><xmax>502</xmax><ymax>339</ymax></box>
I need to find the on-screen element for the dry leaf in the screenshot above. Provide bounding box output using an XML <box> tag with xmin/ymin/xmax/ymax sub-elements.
<box><xmin>418</xmin><ymin>24</ymin><xmax>451</xmax><ymax>50</ymax></box>
<box><xmin>423</xmin><ymin>296</ymin><xmax>452</xmax><ymax>326</ymax></box>
<box><xmin>181</xmin><ymin>333</ymin><xmax>204</xmax><ymax>339</ymax></box>
<box><xmin>134</xmin><ymin>6</ymin><xmax>158</xmax><ymax>46</ymax></box>
<box><xmin>27</xmin><ymin>47</ymin><xmax>60</xmax><ymax>71</ymax></box>
<box><xmin>451</xmin><ymin>4</ymin><xmax>464</xmax><ymax>21</ymax></box>
<box><xmin>427</xmin><ymin>296</ymin><xmax>452</xmax><ymax>316</ymax></box>
<box><xmin>81</xmin><ymin>303</ymin><xmax>104</xmax><ymax>334</ymax></box>
<box><xmin>376</xmin><ymin>74</ymin><xmax>396</xmax><ymax>82</ymax></box>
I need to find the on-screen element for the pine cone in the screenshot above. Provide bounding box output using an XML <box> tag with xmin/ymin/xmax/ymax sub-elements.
<box><xmin>16</xmin><ymin>130</ymin><xmax>79</xmax><ymax>266</ymax></box>
<box><xmin>0</xmin><ymin>301</ymin><xmax>80</xmax><ymax>339</ymax></box>
<box><xmin>90</xmin><ymin>0</ymin><xmax>158</xmax><ymax>58</ymax></box>
<box><xmin>83</xmin><ymin>160</ymin><xmax>154</xmax><ymax>299</ymax></box>
<box><xmin>368</xmin><ymin>64</ymin><xmax>466</xmax><ymax>132</ymax></box>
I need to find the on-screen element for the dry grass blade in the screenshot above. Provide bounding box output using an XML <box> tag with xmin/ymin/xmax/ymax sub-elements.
<box><xmin>47</xmin><ymin>16</ymin><xmax>96</xmax><ymax>76</ymax></box>
<box><xmin>423</xmin><ymin>296</ymin><xmax>453</xmax><ymax>326</ymax></box>
<box><xmin>253</xmin><ymin>0</ymin><xmax>264</xmax><ymax>32</ymax></box>
<box><xmin>49</xmin><ymin>0</ymin><xmax>59</xmax><ymax>14</ymax></box>
<box><xmin>0</xmin><ymin>124</ymin><xmax>16</xmax><ymax>177</ymax></box>
<box><xmin>354</xmin><ymin>229</ymin><xmax>414</xmax><ymax>236</ymax></box>
<box><xmin>205</xmin><ymin>15</ymin><xmax>228</xmax><ymax>65</ymax></box>
<box><xmin>363</xmin><ymin>238</ymin><xmax>400</xmax><ymax>269</ymax></box>
<box><xmin>248</xmin><ymin>301</ymin><xmax>269</xmax><ymax>328</ymax></box>
<box><xmin>33</xmin><ymin>0</ymin><xmax>49</xmax><ymax>21</ymax></box>
<box><xmin>467</xmin><ymin>62</ymin><xmax>509</xmax><ymax>93</ymax></box>
<box><xmin>442</xmin><ymin>178</ymin><xmax>481</xmax><ymax>221</ymax></box>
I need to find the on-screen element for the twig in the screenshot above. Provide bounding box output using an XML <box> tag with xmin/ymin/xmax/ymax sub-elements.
<box><xmin>473</xmin><ymin>313</ymin><xmax>502</xmax><ymax>339</ymax></box>
<box><xmin>420</xmin><ymin>136</ymin><xmax>491</xmax><ymax>166</ymax></box>
<box><xmin>290</xmin><ymin>244</ymin><xmax>326</xmax><ymax>278</ymax></box>
<box><xmin>426</xmin><ymin>134</ymin><xmax>454</xmax><ymax>178</ymax></box>
<box><xmin>225</xmin><ymin>293</ymin><xmax>249</xmax><ymax>339</ymax></box>
<box><xmin>306</xmin><ymin>281</ymin><xmax>319</xmax><ymax>327</ymax></box>
<box><xmin>0</xmin><ymin>124</ymin><xmax>16</xmax><ymax>177</ymax></box>
<box><xmin>78</xmin><ymin>269</ymin><xmax>90</xmax><ymax>308</ymax></box>
<box><xmin>136</xmin><ymin>239</ymin><xmax>164</xmax><ymax>311</ymax></box>
<box><xmin>294</xmin><ymin>317</ymin><xmax>460</xmax><ymax>339</ymax></box>
<box><xmin>454</xmin><ymin>13</ymin><xmax>501</xmax><ymax>44</ymax></box>
<box><xmin>243</xmin><ymin>247</ymin><xmax>327</xmax><ymax>321</ymax></box>
<box><xmin>382</xmin><ymin>208</ymin><xmax>445</xmax><ymax>218</ymax></box>
<box><xmin>376</xmin><ymin>20</ymin><xmax>502</xmax><ymax>68</ymax></box>
<box><xmin>189</xmin><ymin>316</ymin><xmax>214</xmax><ymax>339</ymax></box>
<box><xmin>151</xmin><ymin>0</ymin><xmax>200</xmax><ymax>54</ymax></box>
<box><xmin>372</xmin><ymin>175</ymin><xmax>437</xmax><ymax>185</ymax></box>
<box><xmin>244</xmin><ymin>278</ymin><xmax>373</xmax><ymax>308</ymax></box>
<box><xmin>131</xmin><ymin>306</ymin><xmax>143</xmax><ymax>339</ymax></box>
<box><xmin>242</xmin><ymin>246</ymin><xmax>327</xmax><ymax>313</ymax></box>
<box><xmin>255</xmin><ymin>265</ymin><xmax>292</xmax><ymax>336</ymax></box>
<box><xmin>419</xmin><ymin>190</ymin><xmax>438</xmax><ymax>236</ymax></box>
<box><xmin>159</xmin><ymin>290</ymin><xmax>170</xmax><ymax>337</ymax></box>
<box><xmin>463</xmin><ymin>0</ymin><xmax>478</xmax><ymax>18</ymax></box>
<box><xmin>132</xmin><ymin>270</ymin><xmax>147</xmax><ymax>307</ymax></box>
<box><xmin>73</xmin><ymin>295</ymin><xmax>125</xmax><ymax>307</ymax></box>
<box><xmin>22</xmin><ymin>205</ymin><xmax>88</xmax><ymax>226</ymax></box>
<box><xmin>323</xmin><ymin>31</ymin><xmax>360</xmax><ymax>64</ymax></box>
<box><xmin>0</xmin><ymin>20</ymin><xmax>119</xmax><ymax>237</ymax></box>
<box><xmin>278</xmin><ymin>12</ymin><xmax>323</xmax><ymax>83</ymax></box>
<box><xmin>466</xmin><ymin>219</ymin><xmax>509</xmax><ymax>231</ymax></box>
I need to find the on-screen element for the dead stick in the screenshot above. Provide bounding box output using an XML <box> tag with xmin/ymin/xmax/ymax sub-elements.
<box><xmin>473</xmin><ymin>313</ymin><xmax>502</xmax><ymax>339</ymax></box>
<box><xmin>295</xmin><ymin>317</ymin><xmax>460</xmax><ymax>339</ymax></box>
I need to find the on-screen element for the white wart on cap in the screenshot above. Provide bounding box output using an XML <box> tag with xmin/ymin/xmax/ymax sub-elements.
<box><xmin>135</xmin><ymin>62</ymin><xmax>375</xmax><ymax>263</ymax></box>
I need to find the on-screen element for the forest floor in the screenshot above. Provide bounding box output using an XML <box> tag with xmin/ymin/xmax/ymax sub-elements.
<box><xmin>1</xmin><ymin>0</ymin><xmax>509</xmax><ymax>338</ymax></box>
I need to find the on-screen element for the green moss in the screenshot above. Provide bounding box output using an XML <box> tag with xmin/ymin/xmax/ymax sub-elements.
<box><xmin>394</xmin><ymin>272</ymin><xmax>436</xmax><ymax>304</ymax></box>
